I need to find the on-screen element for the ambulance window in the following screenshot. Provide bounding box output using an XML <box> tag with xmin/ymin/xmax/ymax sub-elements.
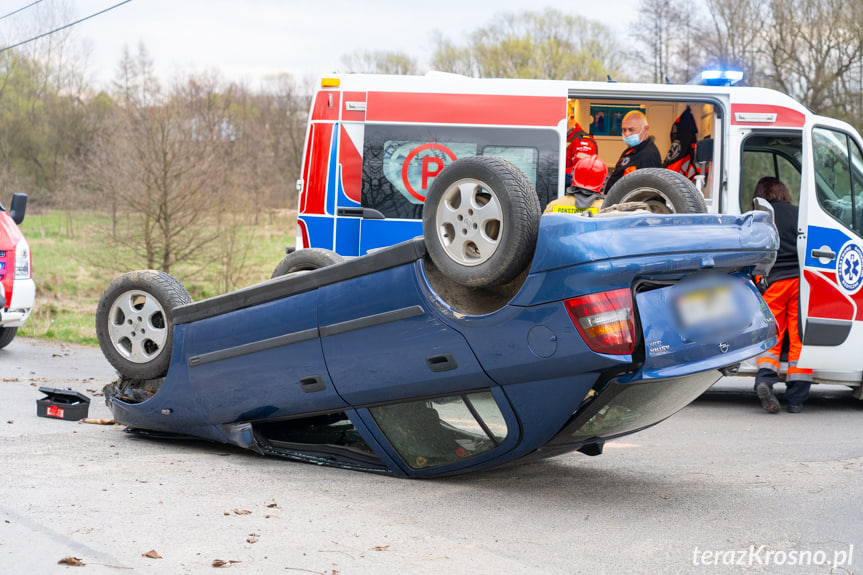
<box><xmin>361</xmin><ymin>125</ymin><xmax>559</xmax><ymax>220</ymax></box>
<box><xmin>482</xmin><ymin>146</ymin><xmax>539</xmax><ymax>183</ymax></box>
<box><xmin>740</xmin><ymin>133</ymin><xmax>802</xmax><ymax>212</ymax></box>
<box><xmin>812</xmin><ymin>127</ymin><xmax>863</xmax><ymax>236</ymax></box>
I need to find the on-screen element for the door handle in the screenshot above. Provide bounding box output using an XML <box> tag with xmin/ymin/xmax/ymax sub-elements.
<box><xmin>336</xmin><ymin>207</ymin><xmax>386</xmax><ymax>219</ymax></box>
<box><xmin>299</xmin><ymin>375</ymin><xmax>326</xmax><ymax>393</ymax></box>
<box><xmin>811</xmin><ymin>248</ymin><xmax>836</xmax><ymax>261</ymax></box>
<box><xmin>426</xmin><ymin>353</ymin><xmax>458</xmax><ymax>373</ymax></box>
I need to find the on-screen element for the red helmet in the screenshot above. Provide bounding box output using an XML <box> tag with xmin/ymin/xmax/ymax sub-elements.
<box><xmin>572</xmin><ymin>155</ymin><xmax>608</xmax><ymax>192</ymax></box>
<box><xmin>572</xmin><ymin>136</ymin><xmax>597</xmax><ymax>160</ymax></box>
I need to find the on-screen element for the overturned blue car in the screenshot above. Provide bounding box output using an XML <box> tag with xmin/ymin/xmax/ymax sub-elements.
<box><xmin>97</xmin><ymin>160</ymin><xmax>777</xmax><ymax>478</ymax></box>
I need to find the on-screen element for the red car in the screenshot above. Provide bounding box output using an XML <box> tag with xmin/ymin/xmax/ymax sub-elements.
<box><xmin>0</xmin><ymin>194</ymin><xmax>34</xmax><ymax>349</ymax></box>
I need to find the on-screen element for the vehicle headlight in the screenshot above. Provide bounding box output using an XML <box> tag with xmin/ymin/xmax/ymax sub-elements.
<box><xmin>14</xmin><ymin>237</ymin><xmax>30</xmax><ymax>279</ymax></box>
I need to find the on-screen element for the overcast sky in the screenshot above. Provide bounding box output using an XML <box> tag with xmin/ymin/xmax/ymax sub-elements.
<box><xmin>2</xmin><ymin>0</ymin><xmax>640</xmax><ymax>87</ymax></box>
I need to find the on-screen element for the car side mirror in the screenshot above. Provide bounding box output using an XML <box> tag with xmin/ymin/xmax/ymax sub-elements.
<box><xmin>9</xmin><ymin>193</ymin><xmax>27</xmax><ymax>225</ymax></box>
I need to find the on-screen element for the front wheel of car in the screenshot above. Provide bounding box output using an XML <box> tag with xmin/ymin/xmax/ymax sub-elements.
<box><xmin>270</xmin><ymin>248</ymin><xmax>344</xmax><ymax>278</ymax></box>
<box><xmin>0</xmin><ymin>326</ymin><xmax>17</xmax><ymax>349</ymax></box>
<box><xmin>602</xmin><ymin>168</ymin><xmax>707</xmax><ymax>214</ymax></box>
<box><xmin>95</xmin><ymin>270</ymin><xmax>191</xmax><ymax>380</ymax></box>
<box><xmin>422</xmin><ymin>155</ymin><xmax>540</xmax><ymax>288</ymax></box>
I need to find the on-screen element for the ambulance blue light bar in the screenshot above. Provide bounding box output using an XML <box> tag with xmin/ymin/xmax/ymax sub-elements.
<box><xmin>698</xmin><ymin>69</ymin><xmax>744</xmax><ymax>86</ymax></box>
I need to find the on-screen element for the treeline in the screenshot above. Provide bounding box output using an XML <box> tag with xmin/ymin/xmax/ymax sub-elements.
<box><xmin>0</xmin><ymin>40</ymin><xmax>309</xmax><ymax>286</ymax></box>
<box><xmin>1</xmin><ymin>1</ymin><xmax>862</xmax><ymax>280</ymax></box>
<box><xmin>346</xmin><ymin>2</ymin><xmax>863</xmax><ymax>130</ymax></box>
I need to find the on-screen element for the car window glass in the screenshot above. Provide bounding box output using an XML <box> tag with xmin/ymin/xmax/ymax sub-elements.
<box><xmin>777</xmin><ymin>155</ymin><xmax>802</xmax><ymax>204</ymax></box>
<box><xmin>370</xmin><ymin>391</ymin><xmax>508</xmax><ymax>470</ymax></box>
<box><xmin>482</xmin><ymin>146</ymin><xmax>539</xmax><ymax>185</ymax></box>
<box><xmin>812</xmin><ymin>127</ymin><xmax>863</xmax><ymax>236</ymax></box>
<box><xmin>382</xmin><ymin>141</ymin><xmax>478</xmax><ymax>205</ymax></box>
<box><xmin>740</xmin><ymin>133</ymin><xmax>803</xmax><ymax>212</ymax></box>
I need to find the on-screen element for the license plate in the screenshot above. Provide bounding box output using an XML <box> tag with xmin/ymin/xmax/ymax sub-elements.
<box><xmin>676</xmin><ymin>284</ymin><xmax>737</xmax><ymax>328</ymax></box>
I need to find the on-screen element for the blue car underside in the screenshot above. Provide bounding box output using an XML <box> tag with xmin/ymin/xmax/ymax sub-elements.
<box><xmin>105</xmin><ymin>211</ymin><xmax>777</xmax><ymax>478</ymax></box>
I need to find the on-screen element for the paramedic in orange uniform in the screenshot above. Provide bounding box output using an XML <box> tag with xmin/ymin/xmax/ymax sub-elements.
<box><xmin>604</xmin><ymin>110</ymin><xmax>661</xmax><ymax>192</ymax></box>
<box><xmin>753</xmin><ymin>177</ymin><xmax>812</xmax><ymax>414</ymax></box>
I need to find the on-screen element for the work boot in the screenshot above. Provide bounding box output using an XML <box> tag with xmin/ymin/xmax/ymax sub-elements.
<box><xmin>756</xmin><ymin>382</ymin><xmax>780</xmax><ymax>413</ymax></box>
<box><xmin>787</xmin><ymin>404</ymin><xmax>802</xmax><ymax>414</ymax></box>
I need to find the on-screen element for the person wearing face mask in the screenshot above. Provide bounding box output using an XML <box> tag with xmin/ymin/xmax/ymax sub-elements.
<box><xmin>603</xmin><ymin>110</ymin><xmax>662</xmax><ymax>192</ymax></box>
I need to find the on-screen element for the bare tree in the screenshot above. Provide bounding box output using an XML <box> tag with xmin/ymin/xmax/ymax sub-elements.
<box><xmin>90</xmin><ymin>48</ymin><xmax>239</xmax><ymax>276</ymax></box>
<box><xmin>702</xmin><ymin>0</ymin><xmax>767</xmax><ymax>78</ymax></box>
<box><xmin>761</xmin><ymin>0</ymin><xmax>863</xmax><ymax>118</ymax></box>
<box><xmin>340</xmin><ymin>50</ymin><xmax>421</xmax><ymax>75</ymax></box>
<box><xmin>633</xmin><ymin>0</ymin><xmax>714</xmax><ymax>83</ymax></box>
<box><xmin>429</xmin><ymin>8</ymin><xmax>624</xmax><ymax>81</ymax></box>
<box><xmin>0</xmin><ymin>0</ymin><xmax>92</xmax><ymax>210</ymax></box>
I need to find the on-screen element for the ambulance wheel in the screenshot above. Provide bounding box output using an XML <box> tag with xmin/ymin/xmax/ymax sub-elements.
<box><xmin>603</xmin><ymin>168</ymin><xmax>706</xmax><ymax>214</ymax></box>
<box><xmin>96</xmin><ymin>270</ymin><xmax>191</xmax><ymax>380</ymax></box>
<box><xmin>271</xmin><ymin>248</ymin><xmax>344</xmax><ymax>278</ymax></box>
<box><xmin>423</xmin><ymin>155</ymin><xmax>540</xmax><ymax>288</ymax></box>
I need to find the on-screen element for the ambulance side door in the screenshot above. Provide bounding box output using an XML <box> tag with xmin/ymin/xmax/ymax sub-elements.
<box><xmin>797</xmin><ymin>119</ymin><xmax>863</xmax><ymax>370</ymax></box>
<box><xmin>333</xmin><ymin>93</ymin><xmax>367</xmax><ymax>257</ymax></box>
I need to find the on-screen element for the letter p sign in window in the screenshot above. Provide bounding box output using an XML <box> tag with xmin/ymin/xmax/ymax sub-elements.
<box><xmin>422</xmin><ymin>156</ymin><xmax>445</xmax><ymax>190</ymax></box>
<box><xmin>383</xmin><ymin>140</ymin><xmax>476</xmax><ymax>204</ymax></box>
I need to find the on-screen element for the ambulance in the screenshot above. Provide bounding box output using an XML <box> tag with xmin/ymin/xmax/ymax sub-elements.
<box><xmin>296</xmin><ymin>71</ymin><xmax>863</xmax><ymax>395</ymax></box>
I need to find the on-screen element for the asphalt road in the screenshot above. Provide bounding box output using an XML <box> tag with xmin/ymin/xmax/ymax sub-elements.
<box><xmin>1</xmin><ymin>337</ymin><xmax>861</xmax><ymax>574</ymax></box>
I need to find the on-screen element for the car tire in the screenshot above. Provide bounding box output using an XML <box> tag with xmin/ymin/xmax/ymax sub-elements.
<box><xmin>270</xmin><ymin>248</ymin><xmax>344</xmax><ymax>278</ymax></box>
<box><xmin>96</xmin><ymin>270</ymin><xmax>191</xmax><ymax>380</ymax></box>
<box><xmin>422</xmin><ymin>155</ymin><xmax>540</xmax><ymax>288</ymax></box>
<box><xmin>602</xmin><ymin>168</ymin><xmax>707</xmax><ymax>214</ymax></box>
<box><xmin>0</xmin><ymin>326</ymin><xmax>17</xmax><ymax>349</ymax></box>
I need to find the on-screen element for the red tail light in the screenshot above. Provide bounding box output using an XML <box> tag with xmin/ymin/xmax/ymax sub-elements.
<box><xmin>565</xmin><ymin>288</ymin><xmax>635</xmax><ymax>355</ymax></box>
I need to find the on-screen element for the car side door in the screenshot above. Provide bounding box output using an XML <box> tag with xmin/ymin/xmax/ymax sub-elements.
<box><xmin>797</xmin><ymin>120</ymin><xmax>863</xmax><ymax>369</ymax></box>
<box><xmin>316</xmin><ymin>261</ymin><xmax>497</xmax><ymax>406</ymax></box>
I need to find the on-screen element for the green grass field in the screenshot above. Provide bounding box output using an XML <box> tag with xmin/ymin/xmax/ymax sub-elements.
<box><xmin>17</xmin><ymin>209</ymin><xmax>296</xmax><ymax>346</ymax></box>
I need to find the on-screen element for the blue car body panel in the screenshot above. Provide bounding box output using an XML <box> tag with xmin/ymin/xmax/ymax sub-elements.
<box><xmin>105</xmin><ymin>212</ymin><xmax>778</xmax><ymax>478</ymax></box>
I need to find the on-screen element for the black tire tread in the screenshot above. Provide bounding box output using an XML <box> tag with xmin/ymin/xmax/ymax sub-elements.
<box><xmin>423</xmin><ymin>155</ymin><xmax>540</xmax><ymax>288</ymax></box>
<box><xmin>0</xmin><ymin>326</ymin><xmax>18</xmax><ymax>349</ymax></box>
<box><xmin>602</xmin><ymin>168</ymin><xmax>706</xmax><ymax>213</ymax></box>
<box><xmin>95</xmin><ymin>270</ymin><xmax>191</xmax><ymax>380</ymax></box>
<box><xmin>271</xmin><ymin>248</ymin><xmax>345</xmax><ymax>278</ymax></box>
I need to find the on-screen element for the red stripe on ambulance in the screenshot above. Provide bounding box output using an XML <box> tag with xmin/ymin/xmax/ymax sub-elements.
<box><xmin>301</xmin><ymin>123</ymin><xmax>333</xmax><ymax>215</ymax></box>
<box><xmin>366</xmin><ymin>92</ymin><xmax>565</xmax><ymax>126</ymax></box>
<box><xmin>803</xmin><ymin>269</ymin><xmax>856</xmax><ymax>321</ymax></box>
<box><xmin>730</xmin><ymin>103</ymin><xmax>805</xmax><ymax>127</ymax></box>
<box><xmin>339</xmin><ymin>124</ymin><xmax>362</xmax><ymax>204</ymax></box>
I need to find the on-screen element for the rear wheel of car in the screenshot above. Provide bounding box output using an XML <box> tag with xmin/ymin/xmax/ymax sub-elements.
<box><xmin>96</xmin><ymin>270</ymin><xmax>191</xmax><ymax>380</ymax></box>
<box><xmin>0</xmin><ymin>326</ymin><xmax>17</xmax><ymax>349</ymax></box>
<box><xmin>270</xmin><ymin>248</ymin><xmax>344</xmax><ymax>278</ymax></box>
<box><xmin>422</xmin><ymin>155</ymin><xmax>540</xmax><ymax>288</ymax></box>
<box><xmin>602</xmin><ymin>168</ymin><xmax>706</xmax><ymax>214</ymax></box>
